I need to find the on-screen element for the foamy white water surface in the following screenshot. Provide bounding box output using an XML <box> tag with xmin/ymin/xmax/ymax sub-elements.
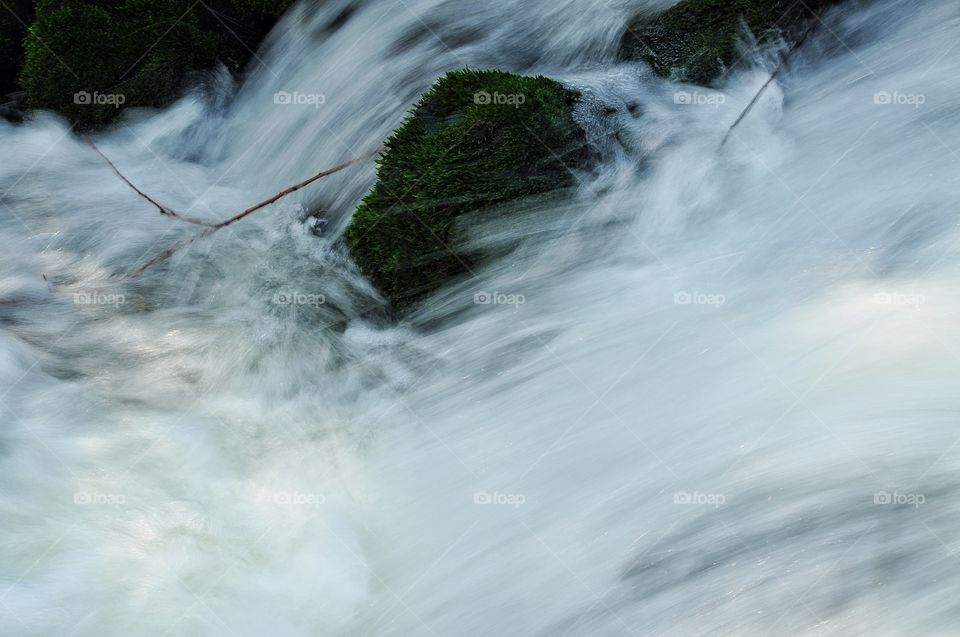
<box><xmin>2</xmin><ymin>0</ymin><xmax>960</xmax><ymax>634</ymax></box>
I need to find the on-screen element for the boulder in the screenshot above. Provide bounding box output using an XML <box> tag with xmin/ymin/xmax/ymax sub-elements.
<box><xmin>620</xmin><ymin>0</ymin><xmax>843</xmax><ymax>85</ymax></box>
<box><xmin>20</xmin><ymin>0</ymin><xmax>294</xmax><ymax>128</ymax></box>
<box><xmin>345</xmin><ymin>68</ymin><xmax>591</xmax><ymax>308</ymax></box>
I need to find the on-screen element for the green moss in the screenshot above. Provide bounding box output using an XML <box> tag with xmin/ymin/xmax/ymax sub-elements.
<box><xmin>620</xmin><ymin>0</ymin><xmax>842</xmax><ymax>85</ymax></box>
<box><xmin>0</xmin><ymin>0</ymin><xmax>33</xmax><ymax>95</ymax></box>
<box><xmin>345</xmin><ymin>69</ymin><xmax>590</xmax><ymax>308</ymax></box>
<box><xmin>20</xmin><ymin>0</ymin><xmax>294</xmax><ymax>128</ymax></box>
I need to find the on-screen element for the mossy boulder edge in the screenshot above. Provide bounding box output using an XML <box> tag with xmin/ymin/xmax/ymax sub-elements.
<box><xmin>18</xmin><ymin>0</ymin><xmax>295</xmax><ymax>128</ymax></box>
<box><xmin>620</xmin><ymin>0</ymin><xmax>844</xmax><ymax>86</ymax></box>
<box><xmin>0</xmin><ymin>0</ymin><xmax>33</xmax><ymax>96</ymax></box>
<box><xmin>345</xmin><ymin>69</ymin><xmax>590</xmax><ymax>309</ymax></box>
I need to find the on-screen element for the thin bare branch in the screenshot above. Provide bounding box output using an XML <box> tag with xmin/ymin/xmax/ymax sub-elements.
<box><xmin>209</xmin><ymin>146</ymin><xmax>382</xmax><ymax>230</ymax></box>
<box><xmin>87</xmin><ymin>138</ymin><xmax>219</xmax><ymax>227</ymax></box>
<box><xmin>124</xmin><ymin>146</ymin><xmax>382</xmax><ymax>278</ymax></box>
<box><xmin>719</xmin><ymin>17</ymin><xmax>820</xmax><ymax>150</ymax></box>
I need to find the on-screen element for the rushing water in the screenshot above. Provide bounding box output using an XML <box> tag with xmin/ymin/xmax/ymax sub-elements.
<box><xmin>2</xmin><ymin>0</ymin><xmax>960</xmax><ymax>634</ymax></box>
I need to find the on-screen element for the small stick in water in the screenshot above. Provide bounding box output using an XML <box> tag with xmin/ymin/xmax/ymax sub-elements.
<box><xmin>86</xmin><ymin>138</ymin><xmax>219</xmax><ymax>228</ymax></box>
<box><xmin>124</xmin><ymin>146</ymin><xmax>383</xmax><ymax>278</ymax></box>
<box><xmin>207</xmin><ymin>148</ymin><xmax>382</xmax><ymax>230</ymax></box>
<box><xmin>719</xmin><ymin>17</ymin><xmax>820</xmax><ymax>150</ymax></box>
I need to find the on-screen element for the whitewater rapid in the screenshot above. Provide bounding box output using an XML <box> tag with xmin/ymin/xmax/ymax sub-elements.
<box><xmin>2</xmin><ymin>0</ymin><xmax>960</xmax><ymax>634</ymax></box>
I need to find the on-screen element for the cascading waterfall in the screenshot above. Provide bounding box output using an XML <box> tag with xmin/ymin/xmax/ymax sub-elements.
<box><xmin>2</xmin><ymin>0</ymin><xmax>960</xmax><ymax>634</ymax></box>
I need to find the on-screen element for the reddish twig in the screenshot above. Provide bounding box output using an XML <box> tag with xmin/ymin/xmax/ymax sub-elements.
<box><xmin>87</xmin><ymin>138</ymin><xmax>219</xmax><ymax>228</ymax></box>
<box><xmin>207</xmin><ymin>147</ymin><xmax>382</xmax><ymax>230</ymax></box>
<box><xmin>124</xmin><ymin>146</ymin><xmax>383</xmax><ymax>278</ymax></box>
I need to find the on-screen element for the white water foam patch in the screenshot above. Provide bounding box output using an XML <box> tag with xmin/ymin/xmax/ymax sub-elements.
<box><xmin>0</xmin><ymin>361</ymin><xmax>374</xmax><ymax>635</ymax></box>
<box><xmin>3</xmin><ymin>0</ymin><xmax>960</xmax><ymax>634</ymax></box>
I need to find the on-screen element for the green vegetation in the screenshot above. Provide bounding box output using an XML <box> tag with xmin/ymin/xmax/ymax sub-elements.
<box><xmin>19</xmin><ymin>0</ymin><xmax>294</xmax><ymax>128</ymax></box>
<box><xmin>620</xmin><ymin>0</ymin><xmax>842</xmax><ymax>85</ymax></box>
<box><xmin>0</xmin><ymin>0</ymin><xmax>33</xmax><ymax>95</ymax></box>
<box><xmin>345</xmin><ymin>69</ymin><xmax>590</xmax><ymax>308</ymax></box>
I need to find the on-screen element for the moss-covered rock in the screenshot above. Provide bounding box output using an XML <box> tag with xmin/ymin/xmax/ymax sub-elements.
<box><xmin>620</xmin><ymin>0</ymin><xmax>842</xmax><ymax>86</ymax></box>
<box><xmin>345</xmin><ymin>69</ymin><xmax>590</xmax><ymax>308</ymax></box>
<box><xmin>20</xmin><ymin>0</ymin><xmax>294</xmax><ymax>128</ymax></box>
<box><xmin>0</xmin><ymin>0</ymin><xmax>33</xmax><ymax>96</ymax></box>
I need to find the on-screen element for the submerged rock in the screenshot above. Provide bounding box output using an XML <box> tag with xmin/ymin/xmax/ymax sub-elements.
<box><xmin>345</xmin><ymin>68</ymin><xmax>591</xmax><ymax>309</ymax></box>
<box><xmin>620</xmin><ymin>0</ymin><xmax>844</xmax><ymax>86</ymax></box>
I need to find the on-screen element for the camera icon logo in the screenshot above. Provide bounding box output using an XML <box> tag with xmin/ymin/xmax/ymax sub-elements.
<box><xmin>473</xmin><ymin>91</ymin><xmax>492</xmax><ymax>105</ymax></box>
